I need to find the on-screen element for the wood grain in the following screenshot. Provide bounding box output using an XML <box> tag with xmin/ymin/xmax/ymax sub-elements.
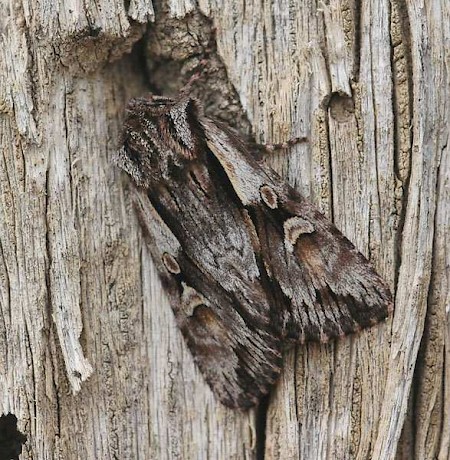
<box><xmin>0</xmin><ymin>0</ymin><xmax>448</xmax><ymax>458</ymax></box>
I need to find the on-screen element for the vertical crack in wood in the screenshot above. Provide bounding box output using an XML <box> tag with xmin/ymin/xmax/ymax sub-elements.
<box><xmin>255</xmin><ymin>393</ymin><xmax>269</xmax><ymax>460</ymax></box>
<box><xmin>293</xmin><ymin>346</ymin><xmax>302</xmax><ymax>458</ymax></box>
<box><xmin>389</xmin><ymin>0</ymin><xmax>414</xmax><ymax>290</ymax></box>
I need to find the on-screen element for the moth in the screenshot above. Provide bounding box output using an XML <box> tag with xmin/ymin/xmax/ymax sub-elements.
<box><xmin>115</xmin><ymin>93</ymin><xmax>393</xmax><ymax>409</ymax></box>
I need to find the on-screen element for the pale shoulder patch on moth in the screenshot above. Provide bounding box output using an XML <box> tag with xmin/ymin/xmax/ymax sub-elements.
<box><xmin>169</xmin><ymin>100</ymin><xmax>196</xmax><ymax>151</ymax></box>
<box><xmin>284</xmin><ymin>216</ymin><xmax>315</xmax><ymax>252</ymax></box>
<box><xmin>202</xmin><ymin>119</ymin><xmax>272</xmax><ymax>205</ymax></box>
<box><xmin>132</xmin><ymin>187</ymin><xmax>181</xmax><ymax>254</ymax></box>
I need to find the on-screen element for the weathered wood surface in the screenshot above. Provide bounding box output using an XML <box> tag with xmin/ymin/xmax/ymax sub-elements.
<box><xmin>0</xmin><ymin>0</ymin><xmax>448</xmax><ymax>459</ymax></box>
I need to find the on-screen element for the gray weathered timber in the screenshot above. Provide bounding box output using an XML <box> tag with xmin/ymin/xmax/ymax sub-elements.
<box><xmin>0</xmin><ymin>0</ymin><xmax>448</xmax><ymax>459</ymax></box>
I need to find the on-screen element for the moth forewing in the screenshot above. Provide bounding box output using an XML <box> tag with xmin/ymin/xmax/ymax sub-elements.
<box><xmin>201</xmin><ymin>114</ymin><xmax>393</xmax><ymax>342</ymax></box>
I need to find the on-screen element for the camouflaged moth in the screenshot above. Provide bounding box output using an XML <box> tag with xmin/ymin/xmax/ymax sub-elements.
<box><xmin>114</xmin><ymin>94</ymin><xmax>393</xmax><ymax>409</ymax></box>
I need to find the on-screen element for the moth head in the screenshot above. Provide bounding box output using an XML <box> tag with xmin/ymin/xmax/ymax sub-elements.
<box><xmin>115</xmin><ymin>95</ymin><xmax>205</xmax><ymax>187</ymax></box>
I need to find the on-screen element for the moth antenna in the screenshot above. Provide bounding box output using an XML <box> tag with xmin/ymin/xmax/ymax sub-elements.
<box><xmin>263</xmin><ymin>136</ymin><xmax>309</xmax><ymax>153</ymax></box>
<box><xmin>204</xmin><ymin>25</ymin><xmax>217</xmax><ymax>56</ymax></box>
<box><xmin>179</xmin><ymin>59</ymin><xmax>209</xmax><ymax>97</ymax></box>
<box><xmin>249</xmin><ymin>136</ymin><xmax>309</xmax><ymax>157</ymax></box>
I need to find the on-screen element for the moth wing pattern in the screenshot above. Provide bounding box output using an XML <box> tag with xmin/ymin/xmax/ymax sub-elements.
<box><xmin>202</xmin><ymin>118</ymin><xmax>393</xmax><ymax>344</ymax></box>
<box><xmin>131</xmin><ymin>185</ymin><xmax>283</xmax><ymax>409</ymax></box>
<box><xmin>253</xmin><ymin>195</ymin><xmax>393</xmax><ymax>342</ymax></box>
<box><xmin>117</xmin><ymin>95</ymin><xmax>393</xmax><ymax>409</ymax></box>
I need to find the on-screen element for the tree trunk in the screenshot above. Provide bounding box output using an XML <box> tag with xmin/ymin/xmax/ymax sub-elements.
<box><xmin>0</xmin><ymin>0</ymin><xmax>448</xmax><ymax>459</ymax></box>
